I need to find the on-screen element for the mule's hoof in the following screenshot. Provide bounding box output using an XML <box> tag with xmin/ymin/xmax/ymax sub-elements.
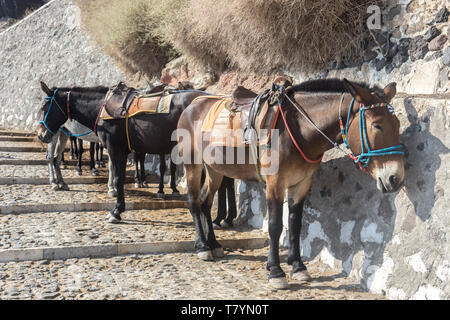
<box><xmin>156</xmin><ymin>192</ymin><xmax>165</xmax><ymax>199</ymax></box>
<box><xmin>197</xmin><ymin>251</ymin><xmax>214</xmax><ymax>261</ymax></box>
<box><xmin>269</xmin><ymin>277</ymin><xmax>289</xmax><ymax>290</ymax></box>
<box><xmin>291</xmin><ymin>270</ymin><xmax>312</xmax><ymax>282</ymax></box>
<box><xmin>91</xmin><ymin>170</ymin><xmax>99</xmax><ymax>176</ymax></box>
<box><xmin>212</xmin><ymin>247</ymin><xmax>225</xmax><ymax>258</ymax></box>
<box><xmin>142</xmin><ymin>182</ymin><xmax>148</xmax><ymax>188</ymax></box>
<box><xmin>76</xmin><ymin>171</ymin><xmax>82</xmax><ymax>176</ymax></box>
<box><xmin>108</xmin><ymin>215</ymin><xmax>121</xmax><ymax>224</ymax></box>
<box><xmin>60</xmin><ymin>184</ymin><xmax>70</xmax><ymax>191</ymax></box>
<box><xmin>212</xmin><ymin>223</ymin><xmax>221</xmax><ymax>230</ymax></box>
<box><xmin>134</xmin><ymin>183</ymin><xmax>140</xmax><ymax>188</ymax></box>
<box><xmin>172</xmin><ymin>190</ymin><xmax>180</xmax><ymax>196</ymax></box>
<box><xmin>220</xmin><ymin>221</ymin><xmax>232</xmax><ymax>229</ymax></box>
<box><xmin>107</xmin><ymin>190</ymin><xmax>117</xmax><ymax>197</ymax></box>
<box><xmin>51</xmin><ymin>184</ymin><xmax>59</xmax><ymax>191</ymax></box>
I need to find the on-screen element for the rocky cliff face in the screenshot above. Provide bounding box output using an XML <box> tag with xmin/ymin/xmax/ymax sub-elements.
<box><xmin>0</xmin><ymin>0</ymin><xmax>125</xmax><ymax>132</ymax></box>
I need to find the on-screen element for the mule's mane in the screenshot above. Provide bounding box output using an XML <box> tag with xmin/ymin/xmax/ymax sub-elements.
<box><xmin>52</xmin><ymin>86</ymin><xmax>110</xmax><ymax>95</ymax></box>
<box><xmin>292</xmin><ymin>78</ymin><xmax>383</xmax><ymax>96</ymax></box>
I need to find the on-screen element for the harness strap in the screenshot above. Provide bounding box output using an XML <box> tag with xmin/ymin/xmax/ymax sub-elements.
<box><xmin>66</xmin><ymin>91</ymin><xmax>72</xmax><ymax>121</ymax></box>
<box><xmin>94</xmin><ymin>90</ymin><xmax>112</xmax><ymax>135</ymax></box>
<box><xmin>278</xmin><ymin>103</ymin><xmax>323</xmax><ymax>164</ymax></box>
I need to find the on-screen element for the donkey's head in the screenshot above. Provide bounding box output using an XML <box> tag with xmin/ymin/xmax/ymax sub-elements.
<box><xmin>37</xmin><ymin>81</ymin><xmax>68</xmax><ymax>143</ymax></box>
<box><xmin>343</xmin><ymin>79</ymin><xmax>404</xmax><ymax>193</ymax></box>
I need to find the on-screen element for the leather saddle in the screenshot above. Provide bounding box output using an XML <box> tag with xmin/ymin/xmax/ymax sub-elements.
<box><xmin>104</xmin><ymin>82</ymin><xmax>138</xmax><ymax>118</ymax></box>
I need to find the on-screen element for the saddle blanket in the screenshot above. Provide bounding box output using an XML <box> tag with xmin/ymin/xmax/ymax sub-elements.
<box><xmin>101</xmin><ymin>94</ymin><xmax>173</xmax><ymax>120</ymax></box>
<box><xmin>201</xmin><ymin>97</ymin><xmax>279</xmax><ymax>147</ymax></box>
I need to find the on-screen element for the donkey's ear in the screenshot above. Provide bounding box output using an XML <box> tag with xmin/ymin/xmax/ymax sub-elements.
<box><xmin>383</xmin><ymin>82</ymin><xmax>397</xmax><ymax>103</ymax></box>
<box><xmin>343</xmin><ymin>78</ymin><xmax>374</xmax><ymax>105</ymax></box>
<box><xmin>40</xmin><ymin>81</ymin><xmax>52</xmax><ymax>96</ymax></box>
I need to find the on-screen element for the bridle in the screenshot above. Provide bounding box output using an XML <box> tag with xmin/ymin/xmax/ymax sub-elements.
<box><xmin>273</xmin><ymin>86</ymin><xmax>404</xmax><ymax>172</ymax></box>
<box><xmin>338</xmin><ymin>95</ymin><xmax>404</xmax><ymax>172</ymax></box>
<box><xmin>40</xmin><ymin>89</ymin><xmax>93</xmax><ymax>137</ymax></box>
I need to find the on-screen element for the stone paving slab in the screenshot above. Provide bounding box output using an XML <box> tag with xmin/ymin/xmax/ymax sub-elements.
<box><xmin>0</xmin><ymin>208</ymin><xmax>262</xmax><ymax>250</ymax></box>
<box><xmin>0</xmin><ymin>184</ymin><xmax>184</xmax><ymax>207</ymax></box>
<box><xmin>0</xmin><ymin>248</ymin><xmax>385</xmax><ymax>300</ymax></box>
<box><xmin>0</xmin><ymin>130</ymin><xmax>35</xmax><ymax>136</ymax></box>
<box><xmin>0</xmin><ymin>165</ymin><xmax>138</xmax><ymax>180</ymax></box>
<box><xmin>0</xmin><ymin>238</ymin><xmax>268</xmax><ymax>263</ymax></box>
<box><xmin>0</xmin><ymin>136</ymin><xmax>36</xmax><ymax>142</ymax></box>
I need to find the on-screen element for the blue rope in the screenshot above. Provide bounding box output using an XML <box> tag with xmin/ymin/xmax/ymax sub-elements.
<box><xmin>39</xmin><ymin>90</ymin><xmax>59</xmax><ymax>136</ymax></box>
<box><xmin>343</xmin><ymin>99</ymin><xmax>404</xmax><ymax>168</ymax></box>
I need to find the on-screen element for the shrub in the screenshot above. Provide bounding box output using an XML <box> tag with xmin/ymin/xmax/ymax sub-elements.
<box><xmin>76</xmin><ymin>0</ymin><xmax>385</xmax><ymax>76</ymax></box>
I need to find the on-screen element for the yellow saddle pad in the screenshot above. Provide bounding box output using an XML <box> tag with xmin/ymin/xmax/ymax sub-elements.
<box><xmin>101</xmin><ymin>94</ymin><xmax>173</xmax><ymax>120</ymax></box>
<box><xmin>201</xmin><ymin>97</ymin><xmax>280</xmax><ymax>147</ymax></box>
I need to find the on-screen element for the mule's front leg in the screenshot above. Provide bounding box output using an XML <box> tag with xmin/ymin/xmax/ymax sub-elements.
<box><xmin>107</xmin><ymin>151</ymin><xmax>127</xmax><ymax>224</ymax></box>
<box><xmin>266</xmin><ymin>196</ymin><xmax>288</xmax><ymax>289</ymax></box>
<box><xmin>170</xmin><ymin>160</ymin><xmax>180</xmax><ymax>195</ymax></box>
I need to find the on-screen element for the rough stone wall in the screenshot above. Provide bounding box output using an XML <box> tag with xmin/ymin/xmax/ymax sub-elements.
<box><xmin>0</xmin><ymin>0</ymin><xmax>125</xmax><ymax>132</ymax></box>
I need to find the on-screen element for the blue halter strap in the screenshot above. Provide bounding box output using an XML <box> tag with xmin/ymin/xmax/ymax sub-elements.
<box><xmin>342</xmin><ymin>98</ymin><xmax>404</xmax><ymax>169</ymax></box>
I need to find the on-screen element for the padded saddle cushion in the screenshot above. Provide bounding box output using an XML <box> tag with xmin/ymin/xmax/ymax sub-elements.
<box><xmin>201</xmin><ymin>96</ymin><xmax>279</xmax><ymax>147</ymax></box>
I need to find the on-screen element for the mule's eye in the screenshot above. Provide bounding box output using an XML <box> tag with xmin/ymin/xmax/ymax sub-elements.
<box><xmin>372</xmin><ymin>123</ymin><xmax>383</xmax><ymax>131</ymax></box>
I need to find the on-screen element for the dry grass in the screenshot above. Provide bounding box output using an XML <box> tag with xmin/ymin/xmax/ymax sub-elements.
<box><xmin>75</xmin><ymin>0</ymin><xmax>385</xmax><ymax>76</ymax></box>
<box><xmin>175</xmin><ymin>0</ymin><xmax>384</xmax><ymax>73</ymax></box>
<box><xmin>74</xmin><ymin>0</ymin><xmax>184</xmax><ymax>76</ymax></box>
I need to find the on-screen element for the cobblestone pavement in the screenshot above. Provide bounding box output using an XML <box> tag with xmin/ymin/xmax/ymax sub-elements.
<box><xmin>0</xmin><ymin>208</ymin><xmax>262</xmax><ymax>249</ymax></box>
<box><xmin>0</xmin><ymin>133</ymin><xmax>386</xmax><ymax>299</ymax></box>
<box><xmin>0</xmin><ymin>248</ymin><xmax>385</xmax><ymax>300</ymax></box>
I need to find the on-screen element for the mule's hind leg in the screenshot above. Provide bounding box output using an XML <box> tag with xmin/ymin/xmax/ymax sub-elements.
<box><xmin>134</xmin><ymin>152</ymin><xmax>140</xmax><ymax>188</ymax></box>
<box><xmin>169</xmin><ymin>160</ymin><xmax>179</xmax><ymax>195</ymax></box>
<box><xmin>76</xmin><ymin>139</ymin><xmax>83</xmax><ymax>176</ymax></box>
<box><xmin>287</xmin><ymin>178</ymin><xmax>313</xmax><ymax>282</ymax></box>
<box><xmin>89</xmin><ymin>142</ymin><xmax>99</xmax><ymax>176</ymax></box>
<box><xmin>185</xmin><ymin>164</ymin><xmax>214</xmax><ymax>260</ymax></box>
<box><xmin>201</xmin><ymin>166</ymin><xmax>225</xmax><ymax>258</ymax></box>
<box><xmin>107</xmin><ymin>154</ymin><xmax>117</xmax><ymax>197</ymax></box>
<box><xmin>157</xmin><ymin>154</ymin><xmax>166</xmax><ymax>197</ymax></box>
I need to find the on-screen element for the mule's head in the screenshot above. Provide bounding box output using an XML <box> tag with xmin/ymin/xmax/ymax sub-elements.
<box><xmin>37</xmin><ymin>81</ymin><xmax>68</xmax><ymax>143</ymax></box>
<box><xmin>343</xmin><ymin>79</ymin><xmax>405</xmax><ymax>193</ymax></box>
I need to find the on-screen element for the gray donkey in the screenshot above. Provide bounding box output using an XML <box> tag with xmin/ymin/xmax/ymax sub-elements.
<box><xmin>46</xmin><ymin>120</ymin><xmax>116</xmax><ymax>196</ymax></box>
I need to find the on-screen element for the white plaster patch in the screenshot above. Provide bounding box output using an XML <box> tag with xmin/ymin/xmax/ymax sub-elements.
<box><xmin>366</xmin><ymin>257</ymin><xmax>394</xmax><ymax>295</ymax></box>
<box><xmin>304</xmin><ymin>206</ymin><xmax>321</xmax><ymax>218</ymax></box>
<box><xmin>411</xmin><ymin>285</ymin><xmax>441</xmax><ymax>300</ymax></box>
<box><xmin>405</xmin><ymin>252</ymin><xmax>427</xmax><ymax>273</ymax></box>
<box><xmin>360</xmin><ymin>222</ymin><xmax>384</xmax><ymax>243</ymax></box>
<box><xmin>301</xmin><ymin>221</ymin><xmax>328</xmax><ymax>259</ymax></box>
<box><xmin>387</xmin><ymin>287</ymin><xmax>407</xmax><ymax>300</ymax></box>
<box><xmin>319</xmin><ymin>247</ymin><xmax>336</xmax><ymax>269</ymax></box>
<box><xmin>392</xmin><ymin>235</ymin><xmax>401</xmax><ymax>245</ymax></box>
<box><xmin>340</xmin><ymin>221</ymin><xmax>355</xmax><ymax>245</ymax></box>
<box><xmin>436</xmin><ymin>260</ymin><xmax>450</xmax><ymax>282</ymax></box>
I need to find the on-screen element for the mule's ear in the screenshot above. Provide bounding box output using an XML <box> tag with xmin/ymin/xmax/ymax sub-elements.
<box><xmin>343</xmin><ymin>78</ymin><xmax>374</xmax><ymax>105</ymax></box>
<box><xmin>383</xmin><ymin>82</ymin><xmax>397</xmax><ymax>103</ymax></box>
<box><xmin>40</xmin><ymin>81</ymin><xmax>52</xmax><ymax>96</ymax></box>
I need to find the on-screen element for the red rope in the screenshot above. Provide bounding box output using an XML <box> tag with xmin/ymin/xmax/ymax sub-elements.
<box><xmin>278</xmin><ymin>104</ymin><xmax>323</xmax><ymax>164</ymax></box>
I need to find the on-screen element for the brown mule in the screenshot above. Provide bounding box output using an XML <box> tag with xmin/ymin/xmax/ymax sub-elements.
<box><xmin>176</xmin><ymin>78</ymin><xmax>405</xmax><ymax>289</ymax></box>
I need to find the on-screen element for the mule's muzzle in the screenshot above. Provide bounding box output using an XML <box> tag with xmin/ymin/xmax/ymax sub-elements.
<box><xmin>37</xmin><ymin>124</ymin><xmax>53</xmax><ymax>144</ymax></box>
<box><xmin>378</xmin><ymin>174</ymin><xmax>404</xmax><ymax>193</ymax></box>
